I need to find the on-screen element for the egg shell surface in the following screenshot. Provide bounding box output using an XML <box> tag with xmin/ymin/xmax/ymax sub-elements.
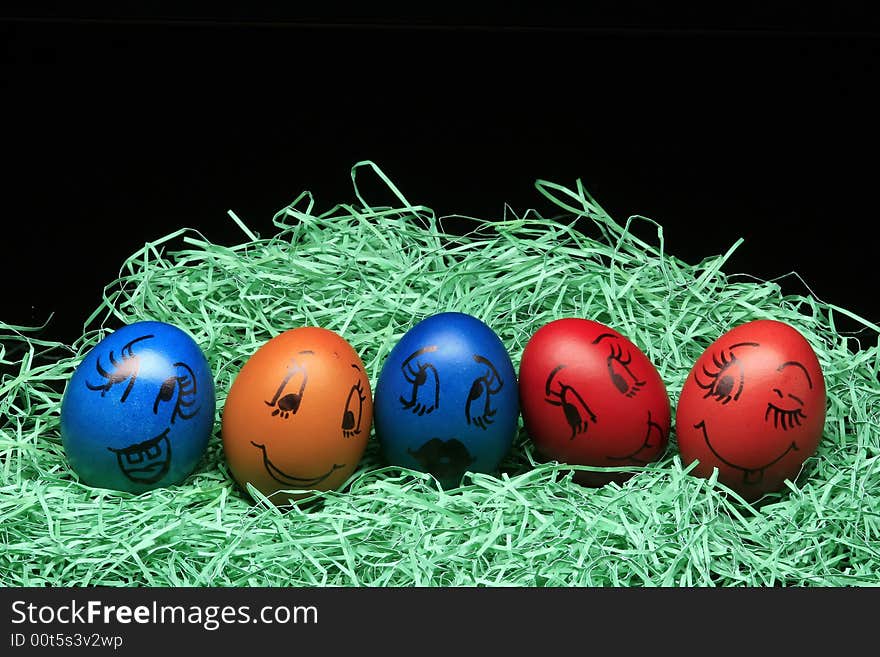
<box><xmin>60</xmin><ymin>320</ymin><xmax>216</xmax><ymax>493</ymax></box>
<box><xmin>518</xmin><ymin>318</ymin><xmax>670</xmax><ymax>486</ymax></box>
<box><xmin>373</xmin><ymin>312</ymin><xmax>519</xmax><ymax>488</ymax></box>
<box><xmin>221</xmin><ymin>327</ymin><xmax>372</xmax><ymax>504</ymax></box>
<box><xmin>676</xmin><ymin>319</ymin><xmax>826</xmax><ymax>499</ymax></box>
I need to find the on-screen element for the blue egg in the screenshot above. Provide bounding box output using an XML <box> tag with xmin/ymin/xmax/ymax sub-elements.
<box><xmin>60</xmin><ymin>320</ymin><xmax>216</xmax><ymax>493</ymax></box>
<box><xmin>374</xmin><ymin>312</ymin><xmax>519</xmax><ymax>487</ymax></box>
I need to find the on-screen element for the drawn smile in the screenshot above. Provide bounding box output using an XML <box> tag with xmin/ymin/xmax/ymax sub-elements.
<box><xmin>695</xmin><ymin>420</ymin><xmax>798</xmax><ymax>484</ymax></box>
<box><xmin>107</xmin><ymin>428</ymin><xmax>172</xmax><ymax>484</ymax></box>
<box><xmin>250</xmin><ymin>441</ymin><xmax>345</xmax><ymax>486</ymax></box>
<box><xmin>607</xmin><ymin>411</ymin><xmax>664</xmax><ymax>464</ymax></box>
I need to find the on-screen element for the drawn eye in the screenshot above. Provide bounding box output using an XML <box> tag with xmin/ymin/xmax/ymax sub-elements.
<box><xmin>694</xmin><ymin>342</ymin><xmax>759</xmax><ymax>404</ymax></box>
<box><xmin>342</xmin><ymin>380</ymin><xmax>367</xmax><ymax>438</ymax></box>
<box><xmin>153</xmin><ymin>362</ymin><xmax>200</xmax><ymax>423</ymax></box>
<box><xmin>465</xmin><ymin>355</ymin><xmax>504</xmax><ymax>431</ymax></box>
<box><xmin>592</xmin><ymin>333</ymin><xmax>647</xmax><ymax>399</ymax></box>
<box><xmin>544</xmin><ymin>364</ymin><xmax>597</xmax><ymax>440</ymax></box>
<box><xmin>399</xmin><ymin>346</ymin><xmax>440</xmax><ymax>416</ymax></box>
<box><xmin>85</xmin><ymin>334</ymin><xmax>154</xmax><ymax>403</ymax></box>
<box><xmin>265</xmin><ymin>361</ymin><xmax>308</xmax><ymax>420</ymax></box>
<box><xmin>605</xmin><ymin>342</ymin><xmax>646</xmax><ymax>398</ymax></box>
<box><xmin>764</xmin><ymin>388</ymin><xmax>807</xmax><ymax>431</ymax></box>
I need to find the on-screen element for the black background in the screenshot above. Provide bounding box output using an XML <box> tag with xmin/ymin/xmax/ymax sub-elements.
<box><xmin>2</xmin><ymin>4</ymin><xmax>879</xmax><ymax>348</ymax></box>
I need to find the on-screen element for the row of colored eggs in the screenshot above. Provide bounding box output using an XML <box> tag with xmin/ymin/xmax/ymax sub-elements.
<box><xmin>59</xmin><ymin>312</ymin><xmax>825</xmax><ymax>502</ymax></box>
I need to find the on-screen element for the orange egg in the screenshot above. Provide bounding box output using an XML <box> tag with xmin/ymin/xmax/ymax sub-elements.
<box><xmin>221</xmin><ymin>327</ymin><xmax>372</xmax><ymax>504</ymax></box>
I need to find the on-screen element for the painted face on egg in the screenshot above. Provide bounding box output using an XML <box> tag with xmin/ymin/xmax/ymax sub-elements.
<box><xmin>518</xmin><ymin>318</ymin><xmax>670</xmax><ymax>486</ymax></box>
<box><xmin>60</xmin><ymin>321</ymin><xmax>216</xmax><ymax>493</ymax></box>
<box><xmin>374</xmin><ymin>312</ymin><xmax>519</xmax><ymax>488</ymax></box>
<box><xmin>676</xmin><ymin>319</ymin><xmax>826</xmax><ymax>499</ymax></box>
<box><xmin>221</xmin><ymin>327</ymin><xmax>372</xmax><ymax>504</ymax></box>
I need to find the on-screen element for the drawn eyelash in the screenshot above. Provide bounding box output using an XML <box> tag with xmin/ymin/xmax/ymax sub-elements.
<box><xmin>265</xmin><ymin>362</ymin><xmax>308</xmax><ymax>419</ymax></box>
<box><xmin>342</xmin><ymin>380</ymin><xmax>367</xmax><ymax>438</ymax></box>
<box><xmin>465</xmin><ymin>355</ymin><xmax>503</xmax><ymax>430</ymax></box>
<box><xmin>605</xmin><ymin>342</ymin><xmax>646</xmax><ymax>399</ymax></box>
<box><xmin>153</xmin><ymin>362</ymin><xmax>200</xmax><ymax>423</ymax></box>
<box><xmin>694</xmin><ymin>342</ymin><xmax>759</xmax><ymax>404</ymax></box>
<box><xmin>399</xmin><ymin>346</ymin><xmax>440</xmax><ymax>416</ymax></box>
<box><xmin>85</xmin><ymin>334</ymin><xmax>154</xmax><ymax>402</ymax></box>
<box><xmin>764</xmin><ymin>403</ymin><xmax>807</xmax><ymax>431</ymax></box>
<box><xmin>544</xmin><ymin>364</ymin><xmax>597</xmax><ymax>440</ymax></box>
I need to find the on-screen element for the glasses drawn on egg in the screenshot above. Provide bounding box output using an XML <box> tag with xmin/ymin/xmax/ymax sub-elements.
<box><xmin>764</xmin><ymin>361</ymin><xmax>812</xmax><ymax>431</ymax></box>
<box><xmin>152</xmin><ymin>361</ymin><xmax>200</xmax><ymax>424</ymax></box>
<box><xmin>694</xmin><ymin>341</ymin><xmax>760</xmax><ymax>404</ymax></box>
<box><xmin>107</xmin><ymin>428</ymin><xmax>172</xmax><ymax>484</ymax></box>
<box><xmin>399</xmin><ymin>345</ymin><xmax>440</xmax><ymax>415</ymax></box>
<box><xmin>265</xmin><ymin>351</ymin><xmax>313</xmax><ymax>419</ymax></box>
<box><xmin>694</xmin><ymin>419</ymin><xmax>798</xmax><ymax>484</ymax></box>
<box><xmin>592</xmin><ymin>333</ymin><xmax>646</xmax><ymax>399</ymax></box>
<box><xmin>465</xmin><ymin>355</ymin><xmax>504</xmax><ymax>430</ymax></box>
<box><xmin>607</xmin><ymin>410</ymin><xmax>665</xmax><ymax>464</ymax></box>
<box><xmin>342</xmin><ymin>365</ymin><xmax>367</xmax><ymax>438</ymax></box>
<box><xmin>544</xmin><ymin>364</ymin><xmax>598</xmax><ymax>440</ymax></box>
<box><xmin>85</xmin><ymin>334</ymin><xmax>155</xmax><ymax>402</ymax></box>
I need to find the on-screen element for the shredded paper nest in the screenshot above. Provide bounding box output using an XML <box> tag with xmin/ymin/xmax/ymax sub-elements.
<box><xmin>2</xmin><ymin>161</ymin><xmax>879</xmax><ymax>586</ymax></box>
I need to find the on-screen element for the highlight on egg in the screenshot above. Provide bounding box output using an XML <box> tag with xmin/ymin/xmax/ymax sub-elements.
<box><xmin>221</xmin><ymin>326</ymin><xmax>373</xmax><ymax>504</ymax></box>
<box><xmin>60</xmin><ymin>320</ymin><xmax>216</xmax><ymax>493</ymax></box>
<box><xmin>373</xmin><ymin>312</ymin><xmax>519</xmax><ymax>488</ymax></box>
<box><xmin>675</xmin><ymin>319</ymin><xmax>826</xmax><ymax>499</ymax></box>
<box><xmin>518</xmin><ymin>318</ymin><xmax>670</xmax><ymax>486</ymax></box>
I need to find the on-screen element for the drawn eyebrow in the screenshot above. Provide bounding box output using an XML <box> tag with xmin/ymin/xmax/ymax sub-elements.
<box><xmin>729</xmin><ymin>342</ymin><xmax>760</xmax><ymax>349</ymax></box>
<box><xmin>774</xmin><ymin>387</ymin><xmax>804</xmax><ymax>406</ymax></box>
<box><xmin>777</xmin><ymin>361</ymin><xmax>813</xmax><ymax>389</ymax></box>
<box><xmin>545</xmin><ymin>364</ymin><xmax>567</xmax><ymax>396</ymax></box>
<box><xmin>591</xmin><ymin>333</ymin><xmax>619</xmax><ymax>345</ymax></box>
<box><xmin>351</xmin><ymin>364</ymin><xmax>361</xmax><ymax>371</ymax></box>
<box><xmin>401</xmin><ymin>345</ymin><xmax>439</xmax><ymax>368</ymax></box>
<box><xmin>298</xmin><ymin>350</ymin><xmax>315</xmax><ymax>355</ymax></box>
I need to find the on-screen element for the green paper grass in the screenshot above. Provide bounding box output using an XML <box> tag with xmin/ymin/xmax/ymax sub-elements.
<box><xmin>2</xmin><ymin>161</ymin><xmax>879</xmax><ymax>586</ymax></box>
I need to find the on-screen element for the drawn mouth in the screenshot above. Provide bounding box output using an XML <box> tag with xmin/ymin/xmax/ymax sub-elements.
<box><xmin>407</xmin><ymin>437</ymin><xmax>474</xmax><ymax>481</ymax></box>
<box><xmin>107</xmin><ymin>428</ymin><xmax>172</xmax><ymax>484</ymax></box>
<box><xmin>250</xmin><ymin>441</ymin><xmax>345</xmax><ymax>487</ymax></box>
<box><xmin>607</xmin><ymin>411</ymin><xmax>664</xmax><ymax>464</ymax></box>
<box><xmin>695</xmin><ymin>420</ymin><xmax>798</xmax><ymax>484</ymax></box>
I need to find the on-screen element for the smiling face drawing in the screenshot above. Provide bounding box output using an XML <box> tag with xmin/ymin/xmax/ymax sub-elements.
<box><xmin>676</xmin><ymin>320</ymin><xmax>826</xmax><ymax>499</ymax></box>
<box><xmin>108</xmin><ymin>428</ymin><xmax>173</xmax><ymax>484</ymax></box>
<box><xmin>517</xmin><ymin>319</ymin><xmax>671</xmax><ymax>486</ymax></box>
<box><xmin>382</xmin><ymin>341</ymin><xmax>514</xmax><ymax>486</ymax></box>
<box><xmin>60</xmin><ymin>320</ymin><xmax>216</xmax><ymax>494</ymax></box>
<box><xmin>374</xmin><ymin>312</ymin><xmax>520</xmax><ymax>489</ymax></box>
<box><xmin>84</xmin><ymin>330</ymin><xmax>205</xmax><ymax>486</ymax></box>
<box><xmin>221</xmin><ymin>328</ymin><xmax>373</xmax><ymax>504</ymax></box>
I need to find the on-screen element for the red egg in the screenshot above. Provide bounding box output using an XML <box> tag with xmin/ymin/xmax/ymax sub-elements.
<box><xmin>676</xmin><ymin>319</ymin><xmax>826</xmax><ymax>499</ymax></box>
<box><xmin>519</xmin><ymin>318</ymin><xmax>670</xmax><ymax>486</ymax></box>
